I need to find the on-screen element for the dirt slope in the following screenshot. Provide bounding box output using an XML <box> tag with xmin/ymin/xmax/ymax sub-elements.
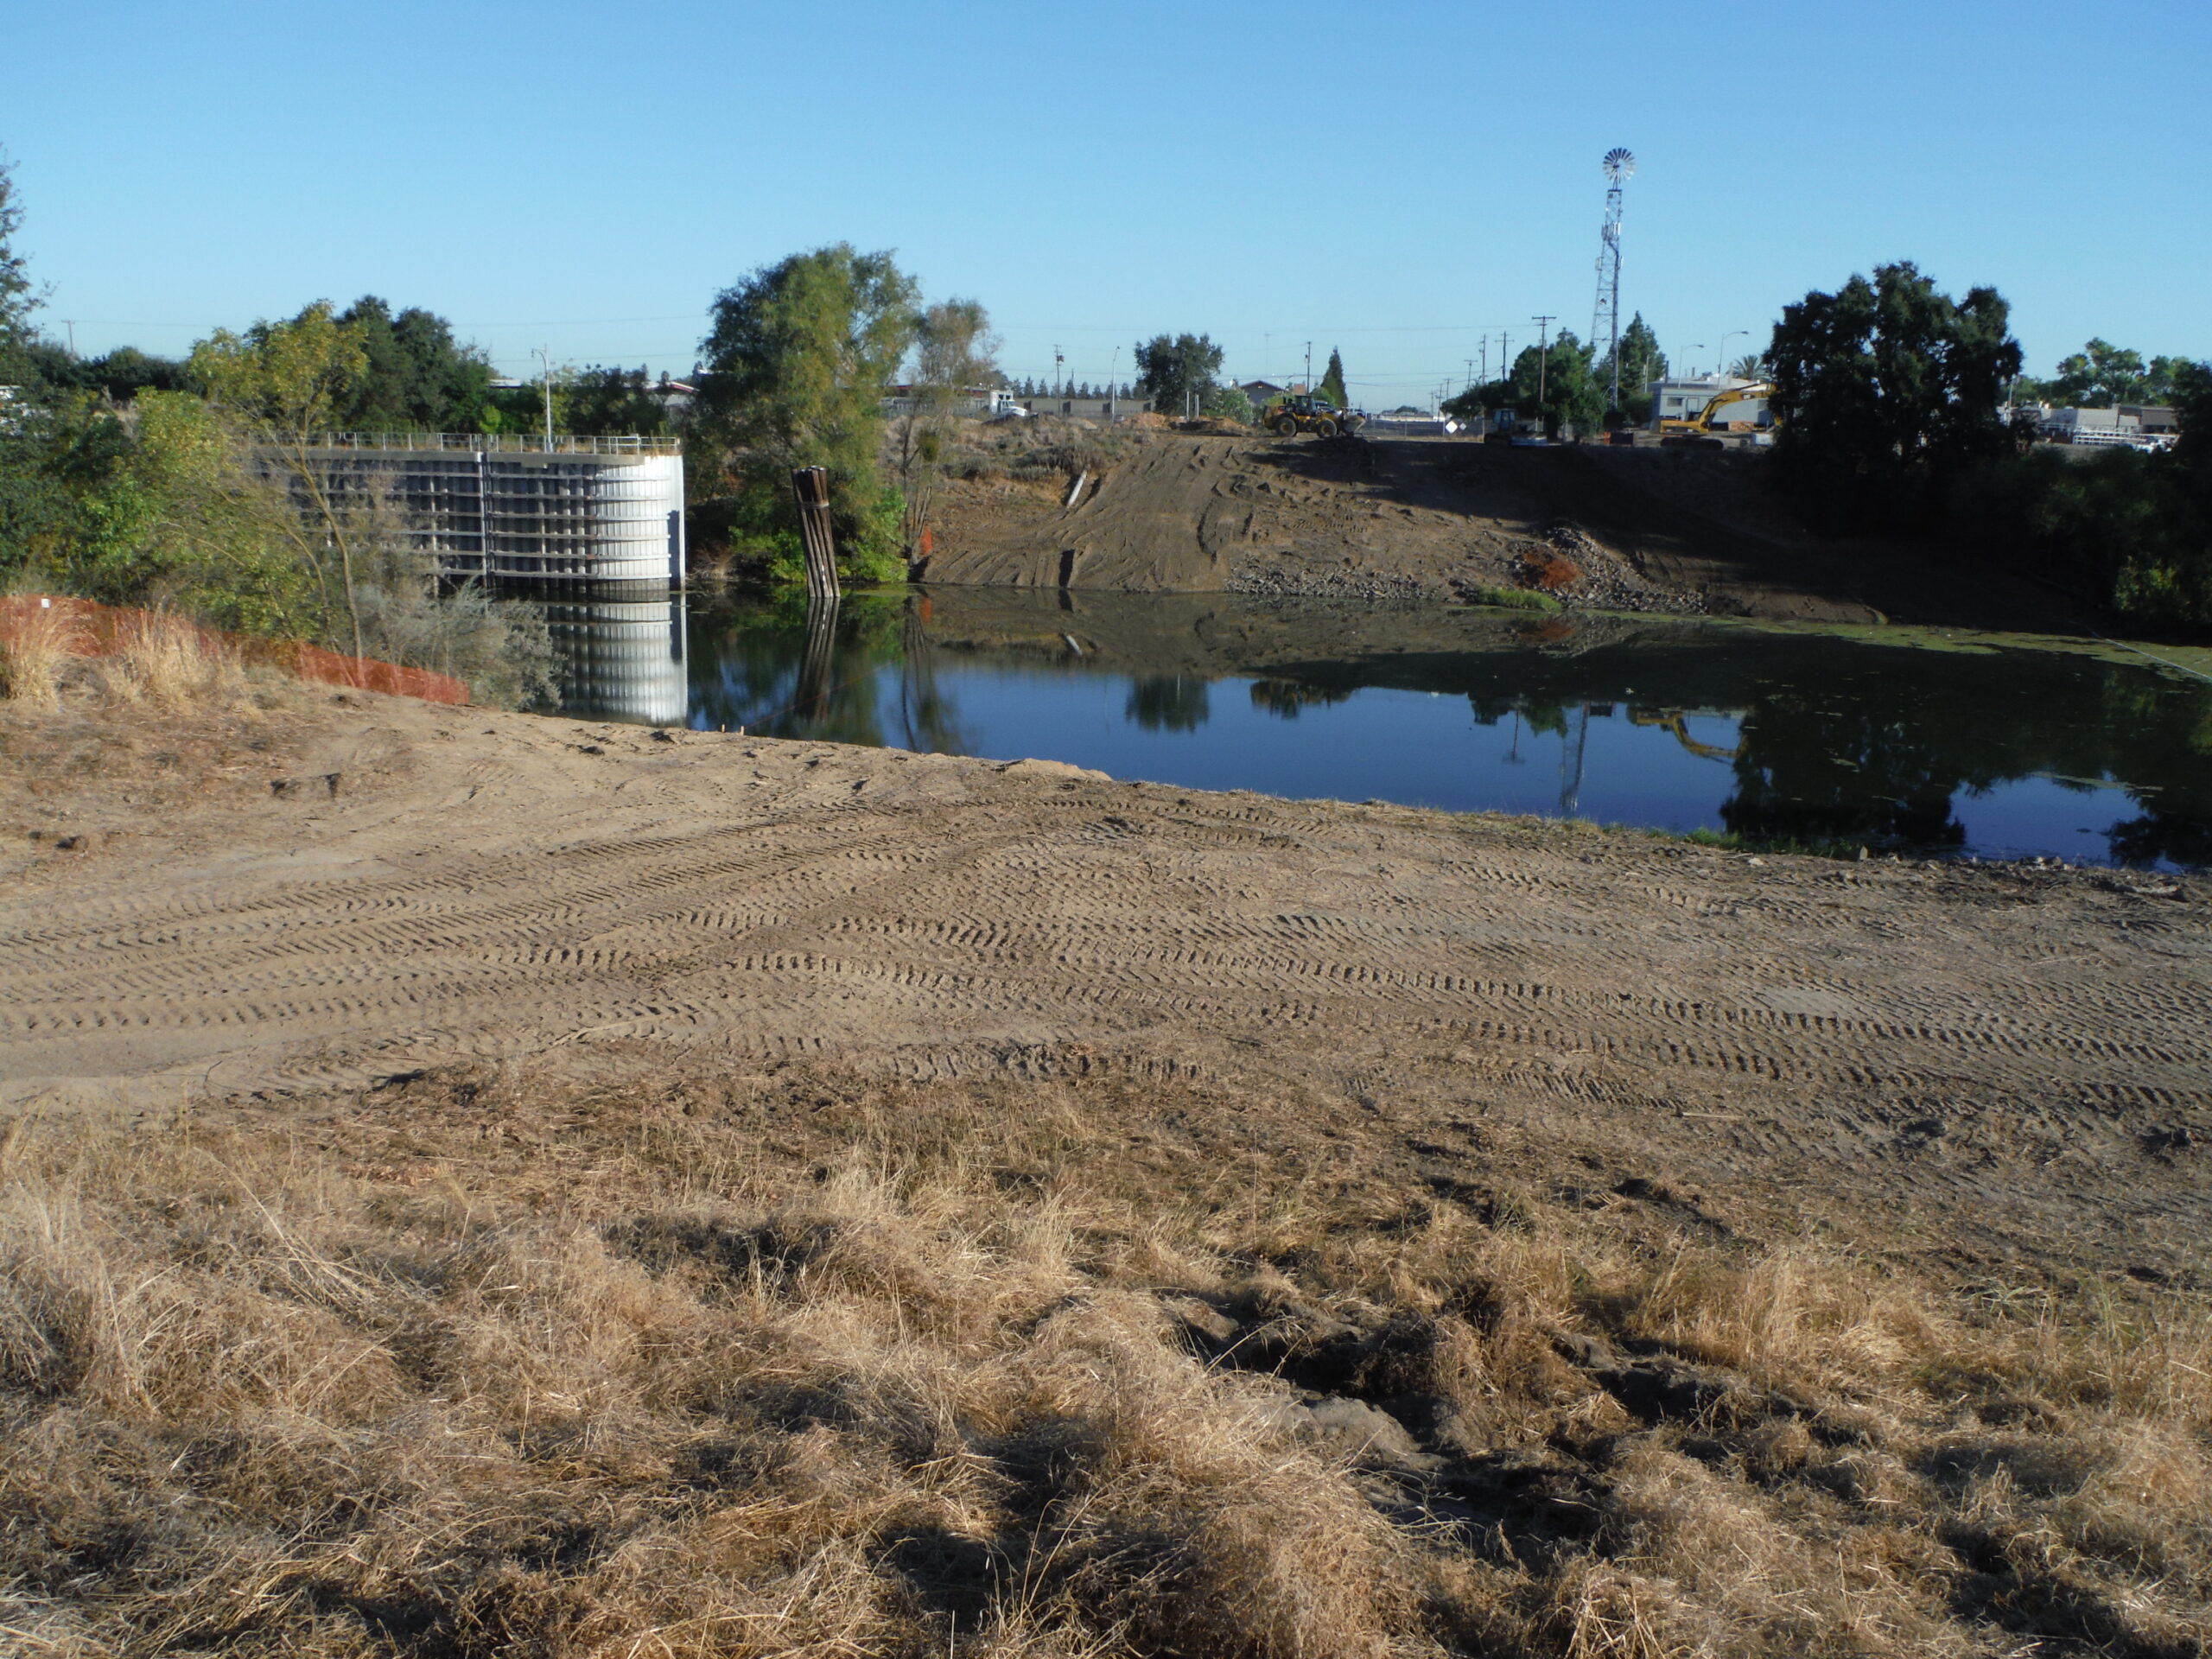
<box><xmin>923</xmin><ymin>431</ymin><xmax>2097</xmax><ymax>632</ymax></box>
<box><xmin>3</xmin><ymin>686</ymin><xmax>2205</xmax><ymax>1281</ymax></box>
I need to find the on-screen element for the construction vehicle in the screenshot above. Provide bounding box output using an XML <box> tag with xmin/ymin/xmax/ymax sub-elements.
<box><xmin>1482</xmin><ymin>408</ymin><xmax>1540</xmax><ymax>445</ymax></box>
<box><xmin>1659</xmin><ymin>382</ymin><xmax>1773</xmax><ymax>447</ymax></box>
<box><xmin>1268</xmin><ymin>394</ymin><xmax>1365</xmax><ymax>438</ymax></box>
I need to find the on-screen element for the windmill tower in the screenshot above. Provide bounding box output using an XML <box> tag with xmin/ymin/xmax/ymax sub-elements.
<box><xmin>1592</xmin><ymin>148</ymin><xmax>1635</xmax><ymax>410</ymax></box>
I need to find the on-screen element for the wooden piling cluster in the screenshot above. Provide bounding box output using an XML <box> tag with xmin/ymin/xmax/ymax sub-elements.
<box><xmin>791</xmin><ymin>467</ymin><xmax>841</xmax><ymax>602</ymax></box>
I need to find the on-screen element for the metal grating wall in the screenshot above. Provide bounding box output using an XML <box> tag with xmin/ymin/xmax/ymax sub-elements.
<box><xmin>291</xmin><ymin>438</ymin><xmax>685</xmax><ymax>587</ymax></box>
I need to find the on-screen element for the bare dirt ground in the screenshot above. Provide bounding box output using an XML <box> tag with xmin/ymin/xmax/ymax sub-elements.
<box><xmin>5</xmin><ymin>682</ymin><xmax>2203</xmax><ymax>1283</ymax></box>
<box><xmin>6</xmin><ymin>678</ymin><xmax>2212</xmax><ymax>1655</ymax></box>
<box><xmin>922</xmin><ymin>430</ymin><xmax>2098</xmax><ymax>632</ymax></box>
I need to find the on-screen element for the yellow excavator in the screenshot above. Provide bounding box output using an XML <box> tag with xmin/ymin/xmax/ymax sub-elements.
<box><xmin>1659</xmin><ymin>382</ymin><xmax>1774</xmax><ymax>447</ymax></box>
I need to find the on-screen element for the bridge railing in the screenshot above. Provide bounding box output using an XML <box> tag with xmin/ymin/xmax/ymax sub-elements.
<box><xmin>304</xmin><ymin>431</ymin><xmax>683</xmax><ymax>457</ymax></box>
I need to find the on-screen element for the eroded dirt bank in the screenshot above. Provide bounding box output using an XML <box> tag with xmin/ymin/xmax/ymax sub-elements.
<box><xmin>921</xmin><ymin>431</ymin><xmax>2097</xmax><ymax>632</ymax></box>
<box><xmin>3</xmin><ymin>683</ymin><xmax>2203</xmax><ymax>1283</ymax></box>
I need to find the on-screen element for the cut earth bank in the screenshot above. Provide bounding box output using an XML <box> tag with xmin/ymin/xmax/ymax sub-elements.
<box><xmin>918</xmin><ymin>429</ymin><xmax>2098</xmax><ymax>633</ymax></box>
<box><xmin>6</xmin><ymin>680</ymin><xmax>2212</xmax><ymax>1655</ymax></box>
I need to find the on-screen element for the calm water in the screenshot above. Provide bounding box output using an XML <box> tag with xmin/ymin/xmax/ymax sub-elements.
<box><xmin>528</xmin><ymin>588</ymin><xmax>2212</xmax><ymax>871</ymax></box>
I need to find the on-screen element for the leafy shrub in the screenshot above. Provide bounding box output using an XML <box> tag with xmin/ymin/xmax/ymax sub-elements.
<box><xmin>1950</xmin><ymin>446</ymin><xmax>2212</xmax><ymax>632</ymax></box>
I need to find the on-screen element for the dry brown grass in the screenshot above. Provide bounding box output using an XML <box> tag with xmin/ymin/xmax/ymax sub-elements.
<box><xmin>1</xmin><ymin>1067</ymin><xmax>2205</xmax><ymax>1657</ymax></box>
<box><xmin>0</xmin><ymin>601</ymin><xmax>85</xmax><ymax>708</ymax></box>
<box><xmin>99</xmin><ymin>612</ymin><xmax>245</xmax><ymax>709</ymax></box>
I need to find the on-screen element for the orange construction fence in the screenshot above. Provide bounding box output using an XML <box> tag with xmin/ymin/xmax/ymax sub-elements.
<box><xmin>0</xmin><ymin>594</ymin><xmax>471</xmax><ymax>706</ymax></box>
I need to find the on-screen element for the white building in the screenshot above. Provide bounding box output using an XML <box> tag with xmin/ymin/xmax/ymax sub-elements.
<box><xmin>2040</xmin><ymin>406</ymin><xmax>2140</xmax><ymax>446</ymax></box>
<box><xmin>1647</xmin><ymin>374</ymin><xmax>1759</xmax><ymax>428</ymax></box>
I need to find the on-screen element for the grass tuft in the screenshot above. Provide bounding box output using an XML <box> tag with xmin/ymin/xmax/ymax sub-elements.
<box><xmin>1456</xmin><ymin>583</ymin><xmax>1562</xmax><ymax>613</ymax></box>
<box><xmin>101</xmin><ymin>613</ymin><xmax>245</xmax><ymax>709</ymax></box>
<box><xmin>0</xmin><ymin>601</ymin><xmax>83</xmax><ymax>708</ymax></box>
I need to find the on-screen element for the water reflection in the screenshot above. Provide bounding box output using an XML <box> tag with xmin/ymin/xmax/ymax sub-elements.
<box><xmin>656</xmin><ymin>588</ymin><xmax>2210</xmax><ymax>869</ymax></box>
<box><xmin>537</xmin><ymin>594</ymin><xmax>688</xmax><ymax>725</ymax></box>
<box><xmin>1126</xmin><ymin>676</ymin><xmax>1211</xmax><ymax>733</ymax></box>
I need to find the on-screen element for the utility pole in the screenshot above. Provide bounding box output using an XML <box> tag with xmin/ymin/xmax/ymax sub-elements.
<box><xmin>62</xmin><ymin>320</ymin><xmax>77</xmax><ymax>357</ymax></box>
<box><xmin>1531</xmin><ymin>316</ymin><xmax>1554</xmax><ymax>422</ymax></box>
<box><xmin>1305</xmin><ymin>340</ymin><xmax>1313</xmax><ymax>395</ymax></box>
<box><xmin>1108</xmin><ymin>345</ymin><xmax>1120</xmax><ymax>421</ymax></box>
<box><xmin>533</xmin><ymin>346</ymin><xmax>554</xmax><ymax>452</ymax></box>
<box><xmin>1052</xmin><ymin>346</ymin><xmax>1063</xmax><ymax>397</ymax></box>
<box><xmin>1480</xmin><ymin>339</ymin><xmax>1488</xmax><ymax>387</ymax></box>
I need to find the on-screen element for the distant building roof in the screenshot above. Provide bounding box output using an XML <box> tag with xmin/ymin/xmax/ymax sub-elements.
<box><xmin>1648</xmin><ymin>375</ymin><xmax>1757</xmax><ymax>393</ymax></box>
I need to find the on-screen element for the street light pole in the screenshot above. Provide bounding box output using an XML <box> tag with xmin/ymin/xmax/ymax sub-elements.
<box><xmin>1531</xmin><ymin>315</ymin><xmax>1554</xmax><ymax>426</ymax></box>
<box><xmin>533</xmin><ymin>346</ymin><xmax>554</xmax><ymax>453</ymax></box>
<box><xmin>1719</xmin><ymin>329</ymin><xmax>1747</xmax><ymax>378</ymax></box>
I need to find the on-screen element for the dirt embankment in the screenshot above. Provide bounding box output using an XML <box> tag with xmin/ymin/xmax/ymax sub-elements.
<box><xmin>921</xmin><ymin>430</ymin><xmax>2098</xmax><ymax>632</ymax></box>
<box><xmin>5</xmin><ymin>683</ymin><xmax>2204</xmax><ymax>1286</ymax></box>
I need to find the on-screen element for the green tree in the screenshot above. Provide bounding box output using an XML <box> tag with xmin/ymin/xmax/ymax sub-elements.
<box><xmin>1441</xmin><ymin>335</ymin><xmax>1602</xmax><ymax>435</ymax></box>
<box><xmin>1319</xmin><ymin>347</ymin><xmax>1348</xmax><ymax>409</ymax></box>
<box><xmin>2040</xmin><ymin>339</ymin><xmax>2182</xmax><ymax>408</ymax></box>
<box><xmin>895</xmin><ymin>297</ymin><xmax>997</xmax><ymax>550</ymax></box>
<box><xmin>0</xmin><ymin>400</ymin><xmax>124</xmax><ymax>584</ymax></box>
<box><xmin>1203</xmin><ymin>385</ymin><xmax>1255</xmax><ymax>424</ymax></box>
<box><xmin>70</xmin><ymin>391</ymin><xmax>317</xmax><ymax>634</ymax></box>
<box><xmin>1768</xmin><ymin>260</ymin><xmax>2021</xmax><ymax>530</ymax></box>
<box><xmin>1534</xmin><ymin>331</ymin><xmax>1604</xmax><ymax>435</ymax></box>
<box><xmin>328</xmin><ymin>297</ymin><xmax>493</xmax><ymax>431</ymax></box>
<box><xmin>1592</xmin><ymin>313</ymin><xmax>1667</xmax><ymax>420</ymax></box>
<box><xmin>696</xmin><ymin>245</ymin><xmax>919</xmax><ymax>580</ymax></box>
<box><xmin>190</xmin><ymin>302</ymin><xmax>373</xmax><ymax>656</ymax></box>
<box><xmin>85</xmin><ymin>346</ymin><xmax>190</xmax><ymax>402</ymax></box>
<box><xmin>0</xmin><ymin>153</ymin><xmax>39</xmax><ymax>385</ymax></box>
<box><xmin>1133</xmin><ymin>333</ymin><xmax>1224</xmax><ymax>416</ymax></box>
<box><xmin>564</xmin><ymin>365</ymin><xmax>670</xmax><ymax>437</ymax></box>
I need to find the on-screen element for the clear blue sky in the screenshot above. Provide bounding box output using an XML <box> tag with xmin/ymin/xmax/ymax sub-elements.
<box><xmin>5</xmin><ymin>2</ymin><xmax>2203</xmax><ymax>410</ymax></box>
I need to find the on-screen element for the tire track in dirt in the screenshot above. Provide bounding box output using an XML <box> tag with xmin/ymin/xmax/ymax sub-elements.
<box><xmin>4</xmin><ymin>701</ymin><xmax>2207</xmax><ymax>1268</ymax></box>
